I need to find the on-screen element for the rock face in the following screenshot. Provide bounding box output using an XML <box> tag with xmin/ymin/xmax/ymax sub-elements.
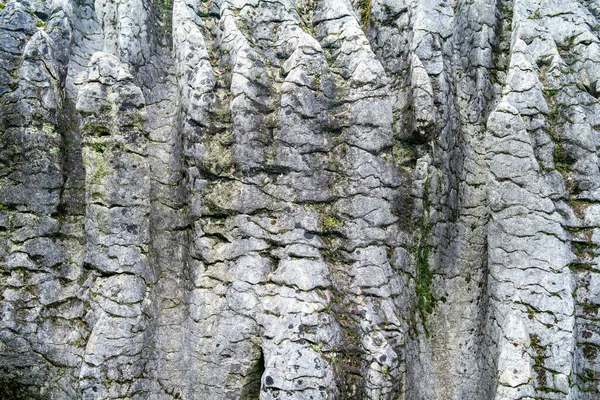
<box><xmin>0</xmin><ymin>0</ymin><xmax>599</xmax><ymax>399</ymax></box>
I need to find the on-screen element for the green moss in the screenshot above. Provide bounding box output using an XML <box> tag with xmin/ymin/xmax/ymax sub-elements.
<box><xmin>321</xmin><ymin>213</ymin><xmax>341</xmax><ymax>233</ymax></box>
<box><xmin>94</xmin><ymin>162</ymin><xmax>109</xmax><ymax>181</ymax></box>
<box><xmin>204</xmin><ymin>201</ymin><xmax>236</xmax><ymax>218</ymax></box>
<box><xmin>568</xmin><ymin>263</ymin><xmax>594</xmax><ymax>272</ymax></box>
<box><xmin>542</xmin><ymin>88</ymin><xmax>561</xmax><ymax>97</ymax></box>
<box><xmin>392</xmin><ymin>142</ymin><xmax>418</xmax><ymax>169</ymax></box>
<box><xmin>265</xmin><ymin>115</ymin><xmax>277</xmax><ymax>129</ymax></box>
<box><xmin>574</xmin><ymin>241</ymin><xmax>586</xmax><ymax>252</ymax></box>
<box><xmin>309</xmin><ymin>342</ymin><xmax>323</xmax><ymax>352</ymax></box>
<box><xmin>15</xmin><ymin>268</ymin><xmax>27</xmax><ymax>279</ymax></box>
<box><xmin>581</xmin><ymin>302</ymin><xmax>599</xmax><ymax>316</ymax></box>
<box><xmin>415</xmin><ymin>223</ymin><xmax>434</xmax><ymax>320</ymax></box>
<box><xmin>573</xmin><ymin>241</ymin><xmax>598</xmax><ymax>257</ymax></box>
<box><xmin>581</xmin><ymin>344</ymin><xmax>599</xmax><ymax>360</ymax></box>
<box><xmin>326</xmin><ymin>126</ymin><xmax>343</xmax><ymax>137</ymax></box>
<box><xmin>201</xmin><ymin>161</ymin><xmax>234</xmax><ymax>177</ymax></box>
<box><xmin>358</xmin><ymin>0</ymin><xmax>372</xmax><ymax>27</ymax></box>
<box><xmin>530</xmin><ymin>333</ymin><xmax>549</xmax><ymax>387</ymax></box>
<box><xmin>530</xmin><ymin>333</ymin><xmax>548</xmax><ymax>364</ymax></box>
<box><xmin>415</xmin><ymin>177</ymin><xmax>436</xmax><ymax>336</ymax></box>
<box><xmin>89</xmin><ymin>142</ymin><xmax>106</xmax><ymax>154</ymax></box>
<box><xmin>152</xmin><ymin>0</ymin><xmax>173</xmax><ymax>46</ymax></box>
<box><xmin>156</xmin><ymin>0</ymin><xmax>173</xmax><ymax>20</ymax></box>
<box><xmin>0</xmin><ymin>3</ymin><xmax>5</xmax><ymax>12</ymax></box>
<box><xmin>553</xmin><ymin>143</ymin><xmax>572</xmax><ymax>172</ymax></box>
<box><xmin>530</xmin><ymin>333</ymin><xmax>542</xmax><ymax>348</ymax></box>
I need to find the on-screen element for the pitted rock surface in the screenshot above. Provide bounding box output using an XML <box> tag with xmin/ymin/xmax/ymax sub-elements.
<box><xmin>0</xmin><ymin>0</ymin><xmax>600</xmax><ymax>399</ymax></box>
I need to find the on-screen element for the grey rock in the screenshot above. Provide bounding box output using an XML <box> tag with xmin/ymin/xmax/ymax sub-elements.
<box><xmin>0</xmin><ymin>0</ymin><xmax>600</xmax><ymax>399</ymax></box>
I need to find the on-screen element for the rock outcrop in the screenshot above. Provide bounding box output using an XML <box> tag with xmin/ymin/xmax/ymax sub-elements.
<box><xmin>0</xmin><ymin>0</ymin><xmax>599</xmax><ymax>399</ymax></box>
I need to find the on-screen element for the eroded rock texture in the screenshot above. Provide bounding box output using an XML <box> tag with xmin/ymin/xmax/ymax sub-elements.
<box><xmin>1</xmin><ymin>0</ymin><xmax>600</xmax><ymax>399</ymax></box>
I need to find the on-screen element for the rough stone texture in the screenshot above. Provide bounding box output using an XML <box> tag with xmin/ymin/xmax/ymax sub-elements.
<box><xmin>0</xmin><ymin>0</ymin><xmax>599</xmax><ymax>399</ymax></box>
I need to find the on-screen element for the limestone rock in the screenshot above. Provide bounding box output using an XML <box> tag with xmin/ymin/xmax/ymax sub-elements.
<box><xmin>0</xmin><ymin>0</ymin><xmax>599</xmax><ymax>399</ymax></box>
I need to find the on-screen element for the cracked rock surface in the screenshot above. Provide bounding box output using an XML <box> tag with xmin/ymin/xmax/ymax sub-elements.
<box><xmin>0</xmin><ymin>0</ymin><xmax>600</xmax><ymax>399</ymax></box>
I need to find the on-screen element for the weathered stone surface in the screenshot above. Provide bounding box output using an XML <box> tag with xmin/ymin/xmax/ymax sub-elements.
<box><xmin>0</xmin><ymin>0</ymin><xmax>600</xmax><ymax>399</ymax></box>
